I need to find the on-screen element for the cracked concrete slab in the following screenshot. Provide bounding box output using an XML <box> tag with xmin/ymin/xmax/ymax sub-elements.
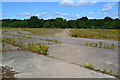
<box><xmin>2</xmin><ymin>51</ymin><xmax>115</xmax><ymax>78</ymax></box>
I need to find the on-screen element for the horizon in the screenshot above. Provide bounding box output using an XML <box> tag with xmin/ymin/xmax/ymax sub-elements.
<box><xmin>1</xmin><ymin>16</ymin><xmax>119</xmax><ymax>21</ymax></box>
<box><xmin>1</xmin><ymin>1</ymin><xmax>119</xmax><ymax>20</ymax></box>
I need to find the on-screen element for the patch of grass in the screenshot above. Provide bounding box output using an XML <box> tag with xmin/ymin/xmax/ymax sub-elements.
<box><xmin>2</xmin><ymin>37</ymin><xmax>17</xmax><ymax>46</ymax></box>
<box><xmin>70</xmin><ymin>29</ymin><xmax>119</xmax><ymax>40</ymax></box>
<box><xmin>84</xmin><ymin>63</ymin><xmax>95</xmax><ymax>70</ymax></box>
<box><xmin>2</xmin><ymin>37</ymin><xmax>49</xmax><ymax>55</ymax></box>
<box><xmin>28</xmin><ymin>42</ymin><xmax>49</xmax><ymax>55</ymax></box>
<box><xmin>22</xmin><ymin>28</ymin><xmax>63</xmax><ymax>36</ymax></box>
<box><xmin>111</xmin><ymin>43</ymin><xmax>115</xmax><ymax>49</ymax></box>
<box><xmin>43</xmin><ymin>39</ymin><xmax>61</xmax><ymax>44</ymax></box>
<box><xmin>82</xmin><ymin>41</ymin><xmax>115</xmax><ymax>50</ymax></box>
<box><xmin>84</xmin><ymin>62</ymin><xmax>120</xmax><ymax>78</ymax></box>
<box><xmin>5</xmin><ymin>34</ymin><xmax>61</xmax><ymax>44</ymax></box>
<box><xmin>99</xmin><ymin>41</ymin><xmax>102</xmax><ymax>48</ymax></box>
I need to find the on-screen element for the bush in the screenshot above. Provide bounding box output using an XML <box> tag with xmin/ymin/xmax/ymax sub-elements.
<box><xmin>111</xmin><ymin>43</ymin><xmax>115</xmax><ymax>49</ymax></box>
<box><xmin>99</xmin><ymin>41</ymin><xmax>102</xmax><ymax>48</ymax></box>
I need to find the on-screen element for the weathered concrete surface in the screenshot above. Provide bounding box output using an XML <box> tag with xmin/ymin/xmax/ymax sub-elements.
<box><xmin>2</xmin><ymin>51</ymin><xmax>115</xmax><ymax>78</ymax></box>
<box><xmin>48</xmin><ymin>43</ymin><xmax>118</xmax><ymax>74</ymax></box>
<box><xmin>48</xmin><ymin>30</ymin><xmax>118</xmax><ymax>75</ymax></box>
<box><xmin>54</xmin><ymin>29</ymin><xmax>70</xmax><ymax>37</ymax></box>
<box><xmin>1</xmin><ymin>29</ymin><xmax>118</xmax><ymax>78</ymax></box>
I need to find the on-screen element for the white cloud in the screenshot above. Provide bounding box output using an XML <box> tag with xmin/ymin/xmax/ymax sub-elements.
<box><xmin>61</xmin><ymin>13</ymin><xmax>67</xmax><ymax>17</ymax></box>
<box><xmin>17</xmin><ymin>12</ymin><xmax>31</xmax><ymax>18</ymax></box>
<box><xmin>54</xmin><ymin>12</ymin><xmax>61</xmax><ymax>15</ymax></box>
<box><xmin>73</xmin><ymin>14</ymin><xmax>80</xmax><ymax>17</ymax></box>
<box><xmin>60</xmin><ymin>0</ymin><xmax>97</xmax><ymax>7</ymax></box>
<box><xmin>35</xmin><ymin>11</ymin><xmax>48</xmax><ymax>17</ymax></box>
<box><xmin>0</xmin><ymin>13</ymin><xmax>9</xmax><ymax>17</ymax></box>
<box><xmin>17</xmin><ymin>11</ymin><xmax>48</xmax><ymax>18</ymax></box>
<box><xmin>102</xmin><ymin>3</ymin><xmax>116</xmax><ymax>11</ymax></box>
<box><xmin>87</xmin><ymin>16</ymin><xmax>93</xmax><ymax>19</ymax></box>
<box><xmin>70</xmin><ymin>14</ymin><xmax>80</xmax><ymax>19</ymax></box>
<box><xmin>44</xmin><ymin>17</ymin><xmax>54</xmax><ymax>20</ymax></box>
<box><xmin>113</xmin><ymin>16</ymin><xmax>118</xmax><ymax>19</ymax></box>
<box><xmin>19</xmin><ymin>12</ymin><xmax>30</xmax><ymax>16</ymax></box>
<box><xmin>54</xmin><ymin>12</ymin><xmax>68</xmax><ymax>17</ymax></box>
<box><xmin>103</xmin><ymin>12</ymin><xmax>108</xmax><ymax>15</ymax></box>
<box><xmin>77</xmin><ymin>0</ymin><xmax>97</xmax><ymax>6</ymax></box>
<box><xmin>60</xmin><ymin>0</ymin><xmax>74</xmax><ymax>7</ymax></box>
<box><xmin>89</xmin><ymin>12</ymin><xmax>95</xmax><ymax>15</ymax></box>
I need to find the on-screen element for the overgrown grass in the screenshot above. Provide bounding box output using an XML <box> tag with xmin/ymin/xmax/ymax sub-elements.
<box><xmin>5</xmin><ymin>34</ymin><xmax>61</xmax><ymax>44</ymax></box>
<box><xmin>84</xmin><ymin>62</ymin><xmax>113</xmax><ymax>74</ymax></box>
<box><xmin>69</xmin><ymin>29</ymin><xmax>119</xmax><ymax>40</ymax></box>
<box><xmin>83</xmin><ymin>41</ymin><xmax>115</xmax><ymax>50</ymax></box>
<box><xmin>2</xmin><ymin>37</ymin><xmax>49</xmax><ymax>55</ymax></box>
<box><xmin>22</xmin><ymin>28</ymin><xmax>63</xmax><ymax>36</ymax></box>
<box><xmin>84</xmin><ymin>62</ymin><xmax>120</xmax><ymax>79</ymax></box>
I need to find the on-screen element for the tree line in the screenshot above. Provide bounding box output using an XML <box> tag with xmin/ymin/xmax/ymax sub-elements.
<box><xmin>1</xmin><ymin>16</ymin><xmax>120</xmax><ymax>29</ymax></box>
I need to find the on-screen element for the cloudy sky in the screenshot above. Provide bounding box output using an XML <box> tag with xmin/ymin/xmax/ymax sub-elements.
<box><xmin>1</xmin><ymin>0</ymin><xmax>119</xmax><ymax>20</ymax></box>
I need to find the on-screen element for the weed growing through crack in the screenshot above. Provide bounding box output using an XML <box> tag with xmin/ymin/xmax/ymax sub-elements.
<box><xmin>2</xmin><ymin>37</ymin><xmax>49</xmax><ymax>55</ymax></box>
<box><xmin>82</xmin><ymin>41</ymin><xmax>115</xmax><ymax>50</ymax></box>
<box><xmin>84</xmin><ymin>62</ymin><xmax>114</xmax><ymax>76</ymax></box>
<box><xmin>111</xmin><ymin>43</ymin><xmax>115</xmax><ymax>49</ymax></box>
<box><xmin>84</xmin><ymin>63</ymin><xmax>95</xmax><ymax>70</ymax></box>
<box><xmin>28</xmin><ymin>42</ymin><xmax>49</xmax><ymax>55</ymax></box>
<box><xmin>6</xmin><ymin>34</ymin><xmax>61</xmax><ymax>44</ymax></box>
<box><xmin>85</xmin><ymin>42</ymin><xmax>88</xmax><ymax>46</ymax></box>
<box><xmin>99</xmin><ymin>41</ymin><xmax>102</xmax><ymax>48</ymax></box>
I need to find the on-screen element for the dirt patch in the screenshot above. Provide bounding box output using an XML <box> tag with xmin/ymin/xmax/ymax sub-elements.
<box><xmin>54</xmin><ymin>29</ymin><xmax>70</xmax><ymax>37</ymax></box>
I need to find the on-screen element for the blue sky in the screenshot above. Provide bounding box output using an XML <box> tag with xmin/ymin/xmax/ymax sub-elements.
<box><xmin>1</xmin><ymin>1</ymin><xmax>119</xmax><ymax>20</ymax></box>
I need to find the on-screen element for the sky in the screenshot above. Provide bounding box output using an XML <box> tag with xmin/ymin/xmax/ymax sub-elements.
<box><xmin>1</xmin><ymin>0</ymin><xmax>119</xmax><ymax>20</ymax></box>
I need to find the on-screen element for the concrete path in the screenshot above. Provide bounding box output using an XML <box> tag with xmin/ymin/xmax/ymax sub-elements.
<box><xmin>54</xmin><ymin>29</ymin><xmax>70</xmax><ymax>37</ymax></box>
<box><xmin>2</xmin><ymin>51</ymin><xmax>115</xmax><ymax>78</ymax></box>
<box><xmin>48</xmin><ymin>29</ymin><xmax>118</xmax><ymax>75</ymax></box>
<box><xmin>1</xmin><ymin>29</ymin><xmax>119</xmax><ymax>78</ymax></box>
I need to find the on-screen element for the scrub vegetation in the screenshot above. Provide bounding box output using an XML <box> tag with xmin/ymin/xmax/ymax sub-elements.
<box><xmin>2</xmin><ymin>37</ymin><xmax>49</xmax><ymax>55</ymax></box>
<box><xmin>83</xmin><ymin>41</ymin><xmax>115</xmax><ymax>50</ymax></box>
<box><xmin>23</xmin><ymin>28</ymin><xmax>63</xmax><ymax>36</ymax></box>
<box><xmin>2</xmin><ymin>16</ymin><xmax>120</xmax><ymax>29</ymax></box>
<box><xmin>69</xmin><ymin>29</ymin><xmax>119</xmax><ymax>40</ymax></box>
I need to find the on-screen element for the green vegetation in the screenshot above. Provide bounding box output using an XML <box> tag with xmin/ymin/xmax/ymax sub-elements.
<box><xmin>2</xmin><ymin>37</ymin><xmax>49</xmax><ymax>55</ymax></box>
<box><xmin>22</xmin><ymin>28</ymin><xmax>63</xmax><ymax>36</ymax></box>
<box><xmin>2</xmin><ymin>16</ymin><xmax>120</xmax><ymax>29</ymax></box>
<box><xmin>84</xmin><ymin>41</ymin><xmax>115</xmax><ymax>50</ymax></box>
<box><xmin>5</xmin><ymin>33</ymin><xmax>61</xmax><ymax>44</ymax></box>
<box><xmin>84</xmin><ymin>63</ymin><xmax>113</xmax><ymax>75</ymax></box>
<box><xmin>111</xmin><ymin>43</ymin><xmax>115</xmax><ymax>49</ymax></box>
<box><xmin>99</xmin><ymin>41</ymin><xmax>103</xmax><ymax>48</ymax></box>
<box><xmin>43</xmin><ymin>39</ymin><xmax>61</xmax><ymax>44</ymax></box>
<box><xmin>70</xmin><ymin>29</ymin><xmax>119</xmax><ymax>40</ymax></box>
<box><xmin>28</xmin><ymin>42</ymin><xmax>49</xmax><ymax>55</ymax></box>
<box><xmin>2</xmin><ymin>43</ymin><xmax>5</xmax><ymax>48</ymax></box>
<box><xmin>2</xmin><ymin>37</ymin><xmax>17</xmax><ymax>46</ymax></box>
<box><xmin>84</xmin><ymin>63</ymin><xmax>95</xmax><ymax>70</ymax></box>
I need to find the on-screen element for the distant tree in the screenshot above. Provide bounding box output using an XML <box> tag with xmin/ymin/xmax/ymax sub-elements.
<box><xmin>103</xmin><ymin>16</ymin><xmax>113</xmax><ymax>21</ymax></box>
<box><xmin>1</xmin><ymin>16</ymin><xmax>119</xmax><ymax>29</ymax></box>
<box><xmin>28</xmin><ymin>16</ymin><xmax>41</xmax><ymax>28</ymax></box>
<box><xmin>77</xmin><ymin>16</ymin><xmax>88</xmax><ymax>21</ymax></box>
